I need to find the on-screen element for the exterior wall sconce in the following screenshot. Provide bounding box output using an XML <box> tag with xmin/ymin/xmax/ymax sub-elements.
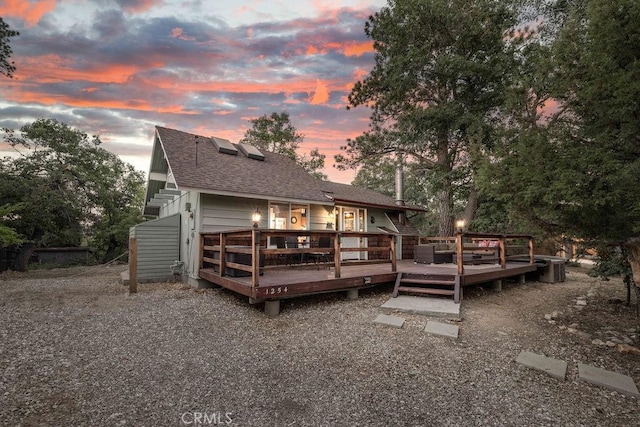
<box><xmin>251</xmin><ymin>209</ymin><xmax>262</xmax><ymax>228</ymax></box>
<box><xmin>456</xmin><ymin>219</ymin><xmax>466</xmax><ymax>233</ymax></box>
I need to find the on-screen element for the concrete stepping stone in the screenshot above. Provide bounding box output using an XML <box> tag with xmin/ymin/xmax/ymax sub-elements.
<box><xmin>516</xmin><ymin>351</ymin><xmax>567</xmax><ymax>380</ymax></box>
<box><xmin>424</xmin><ymin>321</ymin><xmax>459</xmax><ymax>339</ymax></box>
<box><xmin>381</xmin><ymin>295</ymin><xmax>461</xmax><ymax>319</ymax></box>
<box><xmin>578</xmin><ymin>363</ymin><xmax>640</xmax><ymax>397</ymax></box>
<box><xmin>373</xmin><ymin>314</ymin><xmax>405</xmax><ymax>328</ymax></box>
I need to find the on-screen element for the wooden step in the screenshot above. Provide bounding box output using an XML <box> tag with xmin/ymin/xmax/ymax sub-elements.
<box><xmin>397</xmin><ymin>286</ymin><xmax>455</xmax><ymax>296</ymax></box>
<box><xmin>400</xmin><ymin>278</ymin><xmax>455</xmax><ymax>286</ymax></box>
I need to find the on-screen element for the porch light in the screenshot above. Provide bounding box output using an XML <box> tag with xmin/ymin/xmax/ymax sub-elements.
<box><xmin>251</xmin><ymin>209</ymin><xmax>262</xmax><ymax>228</ymax></box>
<box><xmin>456</xmin><ymin>219</ymin><xmax>466</xmax><ymax>232</ymax></box>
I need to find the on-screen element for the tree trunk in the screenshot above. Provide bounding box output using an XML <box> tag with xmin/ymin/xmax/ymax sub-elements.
<box><xmin>626</xmin><ymin>238</ymin><xmax>640</xmax><ymax>284</ymax></box>
<box><xmin>436</xmin><ymin>133</ymin><xmax>454</xmax><ymax>237</ymax></box>
<box><xmin>437</xmin><ymin>185</ymin><xmax>454</xmax><ymax>237</ymax></box>
<box><xmin>625</xmin><ymin>238</ymin><xmax>640</xmax><ymax>308</ymax></box>
<box><xmin>14</xmin><ymin>243</ymin><xmax>35</xmax><ymax>272</ymax></box>
<box><xmin>460</xmin><ymin>186</ymin><xmax>480</xmax><ymax>227</ymax></box>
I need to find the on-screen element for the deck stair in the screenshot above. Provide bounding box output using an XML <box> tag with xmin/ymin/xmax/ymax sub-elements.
<box><xmin>392</xmin><ymin>272</ymin><xmax>461</xmax><ymax>303</ymax></box>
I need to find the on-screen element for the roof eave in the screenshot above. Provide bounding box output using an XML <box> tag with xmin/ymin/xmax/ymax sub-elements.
<box><xmin>330</xmin><ymin>198</ymin><xmax>428</xmax><ymax>212</ymax></box>
<box><xmin>176</xmin><ymin>186</ymin><xmax>334</xmax><ymax>206</ymax></box>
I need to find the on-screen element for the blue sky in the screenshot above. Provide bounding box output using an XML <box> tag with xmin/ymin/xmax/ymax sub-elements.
<box><xmin>0</xmin><ymin>0</ymin><xmax>387</xmax><ymax>183</ymax></box>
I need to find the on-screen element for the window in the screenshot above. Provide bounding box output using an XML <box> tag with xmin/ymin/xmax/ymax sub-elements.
<box><xmin>269</xmin><ymin>202</ymin><xmax>309</xmax><ymax>230</ymax></box>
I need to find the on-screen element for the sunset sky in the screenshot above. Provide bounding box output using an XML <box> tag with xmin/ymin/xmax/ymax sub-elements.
<box><xmin>0</xmin><ymin>0</ymin><xmax>387</xmax><ymax>183</ymax></box>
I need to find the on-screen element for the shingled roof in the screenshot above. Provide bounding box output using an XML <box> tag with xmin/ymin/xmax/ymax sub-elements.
<box><xmin>319</xmin><ymin>181</ymin><xmax>425</xmax><ymax>212</ymax></box>
<box><xmin>150</xmin><ymin>126</ymin><xmax>426</xmax><ymax>211</ymax></box>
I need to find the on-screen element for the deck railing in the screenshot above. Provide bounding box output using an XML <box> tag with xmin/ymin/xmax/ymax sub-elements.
<box><xmin>200</xmin><ymin>229</ymin><xmax>397</xmax><ymax>289</ymax></box>
<box><xmin>420</xmin><ymin>232</ymin><xmax>534</xmax><ymax>275</ymax></box>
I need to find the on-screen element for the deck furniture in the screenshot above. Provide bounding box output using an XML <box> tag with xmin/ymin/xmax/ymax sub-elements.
<box><xmin>308</xmin><ymin>236</ymin><xmax>332</xmax><ymax>266</ymax></box>
<box><xmin>285</xmin><ymin>235</ymin><xmax>302</xmax><ymax>264</ymax></box>
<box><xmin>273</xmin><ymin>236</ymin><xmax>288</xmax><ymax>265</ymax></box>
<box><xmin>414</xmin><ymin>244</ymin><xmax>455</xmax><ymax>264</ymax></box>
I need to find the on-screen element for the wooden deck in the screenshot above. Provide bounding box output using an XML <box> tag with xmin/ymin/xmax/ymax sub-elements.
<box><xmin>198</xmin><ymin>229</ymin><xmax>539</xmax><ymax>309</ymax></box>
<box><xmin>199</xmin><ymin>259</ymin><xmax>538</xmax><ymax>301</ymax></box>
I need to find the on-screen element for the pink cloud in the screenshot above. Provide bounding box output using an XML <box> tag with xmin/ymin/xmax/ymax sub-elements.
<box><xmin>170</xmin><ymin>27</ymin><xmax>196</xmax><ymax>41</ymax></box>
<box><xmin>120</xmin><ymin>0</ymin><xmax>162</xmax><ymax>14</ymax></box>
<box><xmin>0</xmin><ymin>0</ymin><xmax>57</xmax><ymax>26</ymax></box>
<box><xmin>309</xmin><ymin>79</ymin><xmax>330</xmax><ymax>105</ymax></box>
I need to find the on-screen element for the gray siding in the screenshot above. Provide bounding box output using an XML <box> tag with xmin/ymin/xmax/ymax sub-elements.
<box><xmin>201</xmin><ymin>194</ymin><xmax>334</xmax><ymax>232</ymax></box>
<box><xmin>131</xmin><ymin>214</ymin><xmax>180</xmax><ymax>280</ymax></box>
<box><xmin>201</xmin><ymin>195</ymin><xmax>267</xmax><ymax>232</ymax></box>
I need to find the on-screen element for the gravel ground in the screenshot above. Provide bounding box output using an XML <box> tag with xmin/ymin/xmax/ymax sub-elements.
<box><xmin>1</xmin><ymin>264</ymin><xmax>639</xmax><ymax>426</ymax></box>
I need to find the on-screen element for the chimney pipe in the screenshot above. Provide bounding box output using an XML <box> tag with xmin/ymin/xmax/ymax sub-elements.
<box><xmin>395</xmin><ymin>162</ymin><xmax>405</xmax><ymax>207</ymax></box>
<box><xmin>395</xmin><ymin>160</ymin><xmax>406</xmax><ymax>225</ymax></box>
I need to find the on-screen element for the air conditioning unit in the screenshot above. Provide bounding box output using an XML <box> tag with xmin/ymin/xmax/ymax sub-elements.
<box><xmin>539</xmin><ymin>260</ymin><xmax>566</xmax><ymax>283</ymax></box>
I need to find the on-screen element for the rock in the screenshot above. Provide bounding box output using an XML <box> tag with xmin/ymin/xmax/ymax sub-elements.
<box><xmin>551</xmin><ymin>311</ymin><xmax>562</xmax><ymax>319</ymax></box>
<box><xmin>606</xmin><ymin>341</ymin><xmax>617</xmax><ymax>348</ymax></box>
<box><xmin>576</xmin><ymin>300</ymin><xmax>587</xmax><ymax>306</ymax></box>
<box><xmin>617</xmin><ymin>344</ymin><xmax>640</xmax><ymax>356</ymax></box>
<box><xmin>567</xmin><ymin>328</ymin><xmax>577</xmax><ymax>334</ymax></box>
<box><xmin>576</xmin><ymin>331</ymin><xmax>592</xmax><ymax>340</ymax></box>
<box><xmin>609</xmin><ymin>338</ymin><xmax>623</xmax><ymax>344</ymax></box>
<box><xmin>548</xmin><ymin>320</ymin><xmax>557</xmax><ymax>325</ymax></box>
<box><xmin>592</xmin><ymin>339</ymin><xmax>606</xmax><ymax>346</ymax></box>
<box><xmin>544</xmin><ymin>313</ymin><xmax>553</xmax><ymax>320</ymax></box>
<box><xmin>558</xmin><ymin>325</ymin><xmax>567</xmax><ymax>330</ymax></box>
<box><xmin>569</xmin><ymin>323</ymin><xmax>579</xmax><ymax>328</ymax></box>
<box><xmin>623</xmin><ymin>337</ymin><xmax>633</xmax><ymax>345</ymax></box>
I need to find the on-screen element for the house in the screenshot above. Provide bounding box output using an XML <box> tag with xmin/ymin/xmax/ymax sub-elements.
<box><xmin>134</xmin><ymin>126</ymin><xmax>425</xmax><ymax>286</ymax></box>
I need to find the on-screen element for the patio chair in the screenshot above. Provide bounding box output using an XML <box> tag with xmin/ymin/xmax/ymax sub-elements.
<box><xmin>273</xmin><ymin>236</ymin><xmax>287</xmax><ymax>265</ymax></box>
<box><xmin>309</xmin><ymin>236</ymin><xmax>332</xmax><ymax>267</ymax></box>
<box><xmin>285</xmin><ymin>235</ymin><xmax>302</xmax><ymax>264</ymax></box>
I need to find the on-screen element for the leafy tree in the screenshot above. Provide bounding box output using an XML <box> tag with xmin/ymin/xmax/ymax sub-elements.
<box><xmin>0</xmin><ymin>204</ymin><xmax>24</xmax><ymax>246</ymax></box>
<box><xmin>241</xmin><ymin>111</ymin><xmax>327</xmax><ymax>180</ymax></box>
<box><xmin>241</xmin><ymin>111</ymin><xmax>303</xmax><ymax>159</ymax></box>
<box><xmin>0</xmin><ymin>17</ymin><xmax>19</xmax><ymax>78</ymax></box>
<box><xmin>297</xmin><ymin>148</ymin><xmax>327</xmax><ymax>181</ymax></box>
<box><xmin>337</xmin><ymin>0</ymin><xmax>525</xmax><ymax>236</ymax></box>
<box><xmin>1</xmin><ymin>119</ymin><xmax>145</xmax><ymax>269</ymax></box>
<box><xmin>481</xmin><ymin>0</ymin><xmax>640</xmax><ymax>301</ymax></box>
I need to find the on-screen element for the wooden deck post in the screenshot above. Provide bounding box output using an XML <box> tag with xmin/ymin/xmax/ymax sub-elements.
<box><xmin>252</xmin><ymin>229</ymin><xmax>260</xmax><ymax>288</ymax></box>
<box><xmin>456</xmin><ymin>233</ymin><xmax>464</xmax><ymax>276</ymax></box>
<box><xmin>128</xmin><ymin>237</ymin><xmax>137</xmax><ymax>294</ymax></box>
<box><xmin>499</xmin><ymin>236</ymin><xmax>506</xmax><ymax>269</ymax></box>
<box><xmin>390</xmin><ymin>235</ymin><xmax>397</xmax><ymax>272</ymax></box>
<box><xmin>528</xmin><ymin>237</ymin><xmax>534</xmax><ymax>264</ymax></box>
<box><xmin>219</xmin><ymin>232</ymin><xmax>226</xmax><ymax>277</ymax></box>
<box><xmin>454</xmin><ymin>275</ymin><xmax>461</xmax><ymax>304</ymax></box>
<box><xmin>334</xmin><ymin>233</ymin><xmax>341</xmax><ymax>279</ymax></box>
<box><xmin>199</xmin><ymin>234</ymin><xmax>204</xmax><ymax>271</ymax></box>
